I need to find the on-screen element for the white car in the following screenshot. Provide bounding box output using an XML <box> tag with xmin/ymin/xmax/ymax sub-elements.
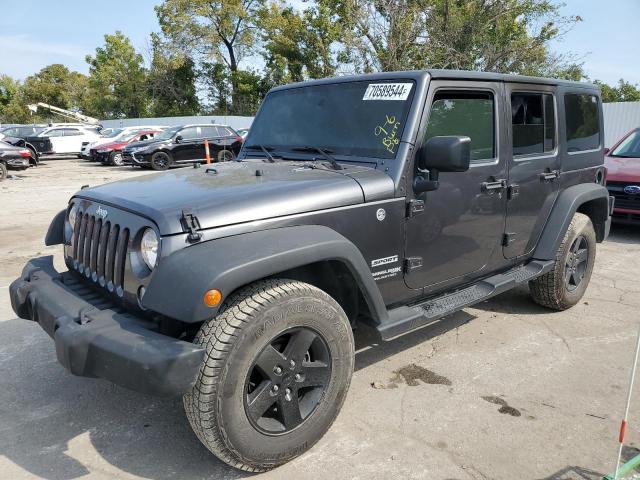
<box><xmin>81</xmin><ymin>126</ymin><xmax>166</xmax><ymax>160</ymax></box>
<box><xmin>38</xmin><ymin>126</ymin><xmax>101</xmax><ymax>155</ymax></box>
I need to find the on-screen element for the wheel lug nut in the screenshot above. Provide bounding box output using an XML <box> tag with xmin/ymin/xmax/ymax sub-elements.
<box><xmin>274</xmin><ymin>366</ymin><xmax>282</xmax><ymax>375</ymax></box>
<box><xmin>294</xmin><ymin>373</ymin><xmax>301</xmax><ymax>381</ymax></box>
<box><xmin>272</xmin><ymin>384</ymin><xmax>279</xmax><ymax>393</ymax></box>
<box><xmin>285</xmin><ymin>388</ymin><xmax>292</xmax><ymax>401</ymax></box>
<box><xmin>289</xmin><ymin>359</ymin><xmax>296</xmax><ymax>368</ymax></box>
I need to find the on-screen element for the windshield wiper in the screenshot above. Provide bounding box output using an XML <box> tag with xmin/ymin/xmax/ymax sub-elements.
<box><xmin>243</xmin><ymin>144</ymin><xmax>277</xmax><ymax>162</ymax></box>
<box><xmin>291</xmin><ymin>146</ymin><xmax>343</xmax><ymax>170</ymax></box>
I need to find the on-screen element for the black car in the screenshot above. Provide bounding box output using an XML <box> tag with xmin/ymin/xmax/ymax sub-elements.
<box><xmin>11</xmin><ymin>70</ymin><xmax>612</xmax><ymax>472</ymax></box>
<box><xmin>0</xmin><ymin>141</ymin><xmax>32</xmax><ymax>180</ymax></box>
<box><xmin>122</xmin><ymin>124</ymin><xmax>243</xmax><ymax>170</ymax></box>
<box><xmin>1</xmin><ymin>125</ymin><xmax>52</xmax><ymax>164</ymax></box>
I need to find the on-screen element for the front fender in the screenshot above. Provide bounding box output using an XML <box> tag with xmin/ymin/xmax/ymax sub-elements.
<box><xmin>143</xmin><ymin>225</ymin><xmax>388</xmax><ymax>324</ymax></box>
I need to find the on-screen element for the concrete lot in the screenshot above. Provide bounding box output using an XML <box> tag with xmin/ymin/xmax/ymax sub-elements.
<box><xmin>2</xmin><ymin>159</ymin><xmax>640</xmax><ymax>479</ymax></box>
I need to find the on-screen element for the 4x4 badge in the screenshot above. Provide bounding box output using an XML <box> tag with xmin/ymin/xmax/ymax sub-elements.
<box><xmin>96</xmin><ymin>206</ymin><xmax>108</xmax><ymax>219</ymax></box>
<box><xmin>376</xmin><ymin>208</ymin><xmax>386</xmax><ymax>221</ymax></box>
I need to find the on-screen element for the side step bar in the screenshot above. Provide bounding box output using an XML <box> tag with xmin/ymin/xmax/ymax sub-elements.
<box><xmin>377</xmin><ymin>260</ymin><xmax>554</xmax><ymax>341</ymax></box>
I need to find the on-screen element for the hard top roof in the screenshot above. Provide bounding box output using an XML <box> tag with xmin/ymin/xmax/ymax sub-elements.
<box><xmin>271</xmin><ymin>69</ymin><xmax>597</xmax><ymax>92</ymax></box>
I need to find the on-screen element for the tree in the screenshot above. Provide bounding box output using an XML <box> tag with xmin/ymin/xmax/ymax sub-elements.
<box><xmin>595</xmin><ymin>79</ymin><xmax>640</xmax><ymax>103</ymax></box>
<box><xmin>147</xmin><ymin>34</ymin><xmax>200</xmax><ymax>116</ymax></box>
<box><xmin>319</xmin><ymin>0</ymin><xmax>582</xmax><ymax>77</ymax></box>
<box><xmin>260</xmin><ymin>2</ymin><xmax>341</xmax><ymax>85</ymax></box>
<box><xmin>20</xmin><ymin>64</ymin><xmax>88</xmax><ymax>110</ymax></box>
<box><xmin>156</xmin><ymin>0</ymin><xmax>265</xmax><ymax>112</ymax></box>
<box><xmin>85</xmin><ymin>31</ymin><xmax>148</xmax><ymax>118</ymax></box>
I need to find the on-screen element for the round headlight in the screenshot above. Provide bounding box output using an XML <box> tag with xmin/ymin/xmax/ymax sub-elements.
<box><xmin>140</xmin><ymin>228</ymin><xmax>159</xmax><ymax>269</ymax></box>
<box><xmin>68</xmin><ymin>204</ymin><xmax>78</xmax><ymax>230</ymax></box>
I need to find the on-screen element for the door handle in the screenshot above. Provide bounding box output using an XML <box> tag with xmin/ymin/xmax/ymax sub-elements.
<box><xmin>539</xmin><ymin>169</ymin><xmax>560</xmax><ymax>181</ymax></box>
<box><xmin>481</xmin><ymin>179</ymin><xmax>507</xmax><ymax>192</ymax></box>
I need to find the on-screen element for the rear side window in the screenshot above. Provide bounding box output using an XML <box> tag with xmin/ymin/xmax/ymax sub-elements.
<box><xmin>564</xmin><ymin>94</ymin><xmax>600</xmax><ymax>152</ymax></box>
<box><xmin>511</xmin><ymin>93</ymin><xmax>556</xmax><ymax>156</ymax></box>
<box><xmin>201</xmin><ymin>126</ymin><xmax>220</xmax><ymax>137</ymax></box>
<box><xmin>62</xmin><ymin>129</ymin><xmax>82</xmax><ymax>136</ymax></box>
<box><xmin>425</xmin><ymin>91</ymin><xmax>495</xmax><ymax>163</ymax></box>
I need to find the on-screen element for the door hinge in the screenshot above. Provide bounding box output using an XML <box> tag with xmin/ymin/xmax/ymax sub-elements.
<box><xmin>507</xmin><ymin>184</ymin><xmax>520</xmax><ymax>200</ymax></box>
<box><xmin>503</xmin><ymin>233</ymin><xmax>517</xmax><ymax>246</ymax></box>
<box><xmin>406</xmin><ymin>199</ymin><xmax>425</xmax><ymax>218</ymax></box>
<box><xmin>180</xmin><ymin>209</ymin><xmax>202</xmax><ymax>243</ymax></box>
<box><xmin>404</xmin><ymin>257</ymin><xmax>423</xmax><ymax>272</ymax></box>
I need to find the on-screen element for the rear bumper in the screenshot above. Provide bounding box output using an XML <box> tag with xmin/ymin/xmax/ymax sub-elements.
<box><xmin>9</xmin><ymin>256</ymin><xmax>205</xmax><ymax>396</ymax></box>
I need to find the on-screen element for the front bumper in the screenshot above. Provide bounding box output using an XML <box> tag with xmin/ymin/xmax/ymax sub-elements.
<box><xmin>9</xmin><ymin>256</ymin><xmax>205</xmax><ymax>396</ymax></box>
<box><xmin>123</xmin><ymin>151</ymin><xmax>151</xmax><ymax>166</ymax></box>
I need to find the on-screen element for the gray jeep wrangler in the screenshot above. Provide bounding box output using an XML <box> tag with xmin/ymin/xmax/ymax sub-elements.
<box><xmin>10</xmin><ymin>70</ymin><xmax>613</xmax><ymax>471</ymax></box>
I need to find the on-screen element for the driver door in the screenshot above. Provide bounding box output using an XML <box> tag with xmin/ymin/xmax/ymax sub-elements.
<box><xmin>404</xmin><ymin>80</ymin><xmax>508</xmax><ymax>291</ymax></box>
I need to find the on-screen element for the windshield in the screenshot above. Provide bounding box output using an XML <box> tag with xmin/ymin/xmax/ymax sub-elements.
<box><xmin>611</xmin><ymin>130</ymin><xmax>640</xmax><ymax>158</ymax></box>
<box><xmin>246</xmin><ymin>80</ymin><xmax>415</xmax><ymax>159</ymax></box>
<box><xmin>104</xmin><ymin>128</ymin><xmax>123</xmax><ymax>138</ymax></box>
<box><xmin>154</xmin><ymin>126</ymin><xmax>181</xmax><ymax>141</ymax></box>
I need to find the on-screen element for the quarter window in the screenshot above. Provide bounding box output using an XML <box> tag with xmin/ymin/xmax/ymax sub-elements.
<box><xmin>425</xmin><ymin>91</ymin><xmax>495</xmax><ymax>163</ymax></box>
<box><xmin>511</xmin><ymin>93</ymin><xmax>556</xmax><ymax>156</ymax></box>
<box><xmin>564</xmin><ymin>94</ymin><xmax>600</xmax><ymax>152</ymax></box>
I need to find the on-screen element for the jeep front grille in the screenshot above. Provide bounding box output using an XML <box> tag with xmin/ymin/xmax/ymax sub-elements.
<box><xmin>71</xmin><ymin>212</ymin><xmax>129</xmax><ymax>295</ymax></box>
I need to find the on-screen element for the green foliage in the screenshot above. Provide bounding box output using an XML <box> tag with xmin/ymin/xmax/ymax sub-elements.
<box><xmin>85</xmin><ymin>31</ymin><xmax>148</xmax><ymax>119</ymax></box>
<box><xmin>595</xmin><ymin>79</ymin><xmax>640</xmax><ymax>103</ymax></box>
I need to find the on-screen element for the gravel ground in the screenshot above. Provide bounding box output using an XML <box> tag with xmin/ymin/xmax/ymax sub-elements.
<box><xmin>2</xmin><ymin>159</ymin><xmax>640</xmax><ymax>480</ymax></box>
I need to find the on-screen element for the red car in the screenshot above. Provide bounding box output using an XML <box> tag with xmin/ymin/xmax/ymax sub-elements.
<box><xmin>93</xmin><ymin>130</ymin><xmax>162</xmax><ymax>166</ymax></box>
<box><xmin>605</xmin><ymin>128</ymin><xmax>640</xmax><ymax>221</ymax></box>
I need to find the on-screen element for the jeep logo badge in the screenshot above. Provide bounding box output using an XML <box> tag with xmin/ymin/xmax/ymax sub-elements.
<box><xmin>624</xmin><ymin>185</ymin><xmax>640</xmax><ymax>195</ymax></box>
<box><xmin>376</xmin><ymin>208</ymin><xmax>386</xmax><ymax>221</ymax></box>
<box><xmin>96</xmin><ymin>206</ymin><xmax>108</xmax><ymax>219</ymax></box>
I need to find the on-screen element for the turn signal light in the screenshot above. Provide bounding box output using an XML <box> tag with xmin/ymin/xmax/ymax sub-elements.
<box><xmin>203</xmin><ymin>289</ymin><xmax>222</xmax><ymax>307</ymax></box>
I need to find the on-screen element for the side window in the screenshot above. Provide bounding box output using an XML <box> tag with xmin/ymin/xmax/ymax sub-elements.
<box><xmin>62</xmin><ymin>129</ymin><xmax>82</xmax><ymax>136</ymax></box>
<box><xmin>425</xmin><ymin>91</ymin><xmax>495</xmax><ymax>163</ymax></box>
<box><xmin>179</xmin><ymin>127</ymin><xmax>200</xmax><ymax>140</ymax></box>
<box><xmin>564</xmin><ymin>93</ymin><xmax>600</xmax><ymax>152</ymax></box>
<box><xmin>45</xmin><ymin>129</ymin><xmax>64</xmax><ymax>137</ymax></box>
<box><xmin>138</xmin><ymin>134</ymin><xmax>149</xmax><ymax>141</ymax></box>
<box><xmin>511</xmin><ymin>93</ymin><xmax>555</xmax><ymax>156</ymax></box>
<box><xmin>201</xmin><ymin>126</ymin><xmax>220</xmax><ymax>138</ymax></box>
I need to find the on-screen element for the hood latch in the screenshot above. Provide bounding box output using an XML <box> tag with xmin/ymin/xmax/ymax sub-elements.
<box><xmin>181</xmin><ymin>209</ymin><xmax>203</xmax><ymax>243</ymax></box>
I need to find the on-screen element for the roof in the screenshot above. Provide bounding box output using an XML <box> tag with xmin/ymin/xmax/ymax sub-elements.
<box><xmin>271</xmin><ymin>69</ymin><xmax>597</xmax><ymax>92</ymax></box>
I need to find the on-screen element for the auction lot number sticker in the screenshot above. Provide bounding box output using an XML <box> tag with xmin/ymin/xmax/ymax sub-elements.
<box><xmin>363</xmin><ymin>83</ymin><xmax>413</xmax><ymax>101</ymax></box>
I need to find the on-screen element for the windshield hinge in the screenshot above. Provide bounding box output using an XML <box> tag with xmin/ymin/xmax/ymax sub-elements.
<box><xmin>406</xmin><ymin>199</ymin><xmax>425</xmax><ymax>218</ymax></box>
<box><xmin>180</xmin><ymin>209</ymin><xmax>202</xmax><ymax>243</ymax></box>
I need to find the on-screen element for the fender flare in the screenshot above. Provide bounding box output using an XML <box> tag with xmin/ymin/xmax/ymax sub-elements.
<box><xmin>143</xmin><ymin>225</ymin><xmax>389</xmax><ymax>324</ymax></box>
<box><xmin>45</xmin><ymin>209</ymin><xmax>66</xmax><ymax>246</ymax></box>
<box><xmin>533</xmin><ymin>183</ymin><xmax>610</xmax><ymax>261</ymax></box>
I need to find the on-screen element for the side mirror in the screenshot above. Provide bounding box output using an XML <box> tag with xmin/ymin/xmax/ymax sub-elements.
<box><xmin>175</xmin><ymin>135</ymin><xmax>183</xmax><ymax>143</ymax></box>
<box><xmin>414</xmin><ymin>136</ymin><xmax>471</xmax><ymax>193</ymax></box>
<box><xmin>603</xmin><ymin>147</ymin><xmax>610</xmax><ymax>156</ymax></box>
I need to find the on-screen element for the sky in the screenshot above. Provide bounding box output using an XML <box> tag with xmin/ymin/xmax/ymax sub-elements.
<box><xmin>0</xmin><ymin>0</ymin><xmax>638</xmax><ymax>85</ymax></box>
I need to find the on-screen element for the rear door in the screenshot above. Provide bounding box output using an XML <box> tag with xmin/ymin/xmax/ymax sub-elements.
<box><xmin>61</xmin><ymin>128</ymin><xmax>85</xmax><ymax>153</ymax></box>
<box><xmin>43</xmin><ymin>128</ymin><xmax>65</xmax><ymax>153</ymax></box>
<box><xmin>503</xmin><ymin>84</ymin><xmax>560</xmax><ymax>258</ymax></box>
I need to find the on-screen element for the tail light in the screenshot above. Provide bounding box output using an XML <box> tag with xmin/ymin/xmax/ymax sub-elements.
<box><xmin>18</xmin><ymin>150</ymin><xmax>31</xmax><ymax>158</ymax></box>
<box><xmin>236</xmin><ymin>136</ymin><xmax>244</xmax><ymax>143</ymax></box>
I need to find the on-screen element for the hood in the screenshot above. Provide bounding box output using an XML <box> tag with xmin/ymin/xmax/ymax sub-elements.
<box><xmin>97</xmin><ymin>140</ymin><xmax>127</xmax><ymax>151</ymax></box>
<box><xmin>605</xmin><ymin>155</ymin><xmax>640</xmax><ymax>182</ymax></box>
<box><xmin>74</xmin><ymin>161</ymin><xmax>395</xmax><ymax>235</ymax></box>
<box><xmin>124</xmin><ymin>137</ymin><xmax>167</xmax><ymax>150</ymax></box>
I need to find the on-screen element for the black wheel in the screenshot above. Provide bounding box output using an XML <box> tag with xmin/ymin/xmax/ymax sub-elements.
<box><xmin>184</xmin><ymin>279</ymin><xmax>354</xmax><ymax>472</ymax></box>
<box><xmin>217</xmin><ymin>149</ymin><xmax>235</xmax><ymax>162</ymax></box>
<box><xmin>529</xmin><ymin>212</ymin><xmax>596</xmax><ymax>310</ymax></box>
<box><xmin>150</xmin><ymin>152</ymin><xmax>171</xmax><ymax>171</ymax></box>
<box><xmin>109</xmin><ymin>150</ymin><xmax>124</xmax><ymax>166</ymax></box>
<box><xmin>0</xmin><ymin>162</ymin><xmax>7</xmax><ymax>181</ymax></box>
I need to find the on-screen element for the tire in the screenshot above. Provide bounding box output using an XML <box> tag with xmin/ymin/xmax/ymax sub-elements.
<box><xmin>109</xmin><ymin>151</ymin><xmax>124</xmax><ymax>166</ymax></box>
<box><xmin>217</xmin><ymin>149</ymin><xmax>235</xmax><ymax>162</ymax></box>
<box><xmin>184</xmin><ymin>279</ymin><xmax>354</xmax><ymax>472</ymax></box>
<box><xmin>150</xmin><ymin>152</ymin><xmax>171</xmax><ymax>171</ymax></box>
<box><xmin>0</xmin><ymin>162</ymin><xmax>7</xmax><ymax>181</ymax></box>
<box><xmin>27</xmin><ymin>148</ymin><xmax>38</xmax><ymax>166</ymax></box>
<box><xmin>529</xmin><ymin>212</ymin><xmax>596</xmax><ymax>310</ymax></box>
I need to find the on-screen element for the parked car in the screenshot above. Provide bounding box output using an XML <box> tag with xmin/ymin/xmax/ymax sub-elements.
<box><xmin>82</xmin><ymin>126</ymin><xmax>165</xmax><ymax>160</ymax></box>
<box><xmin>0</xmin><ymin>141</ymin><xmax>32</xmax><ymax>180</ymax></box>
<box><xmin>604</xmin><ymin>128</ymin><xmax>640</xmax><ymax>221</ymax></box>
<box><xmin>37</xmin><ymin>125</ymin><xmax>101</xmax><ymax>156</ymax></box>
<box><xmin>10</xmin><ymin>70</ymin><xmax>612</xmax><ymax>472</ymax></box>
<box><xmin>0</xmin><ymin>124</ymin><xmax>47</xmax><ymax>141</ymax></box>
<box><xmin>122</xmin><ymin>124</ymin><xmax>243</xmax><ymax>170</ymax></box>
<box><xmin>236</xmin><ymin>127</ymin><xmax>250</xmax><ymax>139</ymax></box>
<box><xmin>94</xmin><ymin>129</ymin><xmax>163</xmax><ymax>166</ymax></box>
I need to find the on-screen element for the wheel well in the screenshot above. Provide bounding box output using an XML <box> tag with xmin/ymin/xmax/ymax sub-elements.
<box><xmin>269</xmin><ymin>260</ymin><xmax>372</xmax><ymax>327</ymax></box>
<box><xmin>577</xmin><ymin>197</ymin><xmax>609</xmax><ymax>241</ymax></box>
